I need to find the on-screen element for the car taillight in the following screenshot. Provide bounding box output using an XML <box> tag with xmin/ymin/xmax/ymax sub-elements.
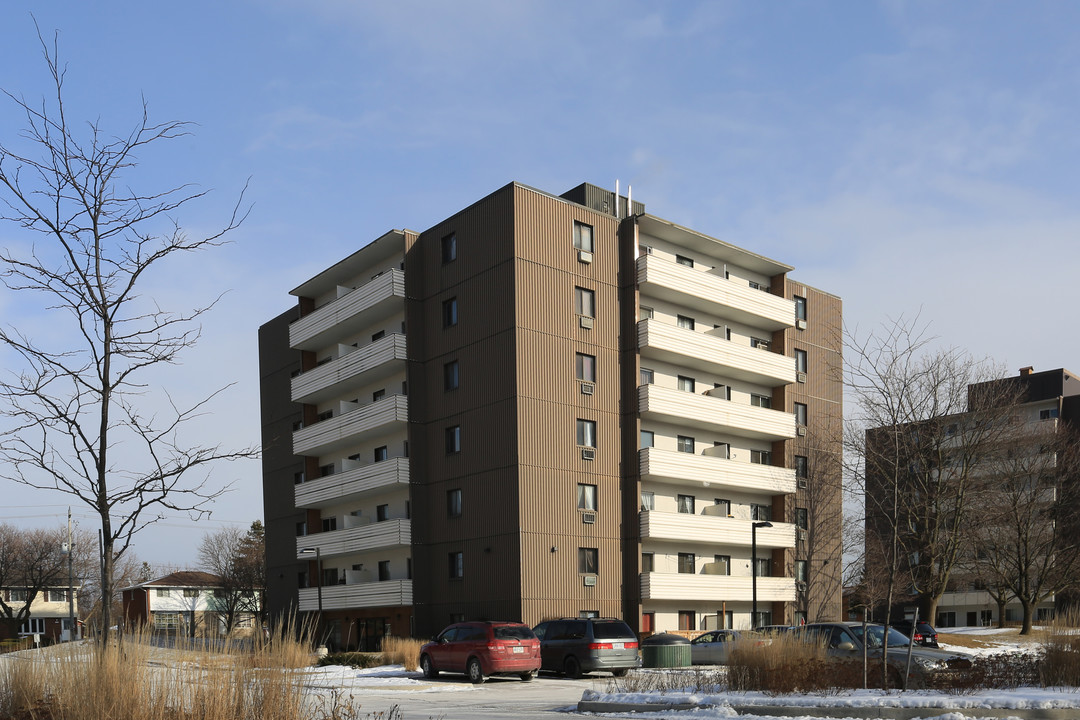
<box><xmin>488</xmin><ymin>644</ymin><xmax>504</xmax><ymax>652</ymax></box>
<box><xmin>913</xmin><ymin>633</ymin><xmax>923</xmax><ymax>643</ymax></box>
<box><xmin>624</xmin><ymin>642</ymin><xmax>638</xmax><ymax>649</ymax></box>
<box><xmin>588</xmin><ymin>642</ymin><xmax>613</xmax><ymax>650</ymax></box>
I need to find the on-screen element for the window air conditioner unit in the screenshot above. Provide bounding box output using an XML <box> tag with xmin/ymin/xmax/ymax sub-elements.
<box><xmin>797</xmin><ymin>426</ymin><xmax>807</xmax><ymax>437</ymax></box>
<box><xmin>579</xmin><ymin>316</ymin><xmax>594</xmax><ymax>329</ymax></box>
<box><xmin>798</xmin><ymin>478</ymin><xmax>808</xmax><ymax>489</ymax></box>
<box><xmin>796</xmin><ymin>372</ymin><xmax>807</xmax><ymax>384</ymax></box>
<box><xmin>582</xmin><ymin>512</ymin><xmax>596</xmax><ymax>524</ymax></box>
<box><xmin>580</xmin><ymin>382</ymin><xmax>595</xmax><ymax>395</ymax></box>
<box><xmin>581</xmin><ymin>448</ymin><xmax>595</xmax><ymax>461</ymax></box>
<box><xmin>578</xmin><ymin>250</ymin><xmax>594</xmax><ymax>264</ymax></box>
<box><xmin>798</xmin><ymin>529</ymin><xmax>807</xmax><ymax>542</ymax></box>
<box><xmin>583</xmin><ymin>575</ymin><xmax>597</xmax><ymax>587</ymax></box>
<box><xmin>796</xmin><ymin>319</ymin><xmax>807</xmax><ymax>330</ymax></box>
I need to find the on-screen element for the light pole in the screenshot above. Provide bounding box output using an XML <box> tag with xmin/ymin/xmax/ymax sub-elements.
<box><xmin>751</xmin><ymin>521</ymin><xmax>773</xmax><ymax>629</ymax></box>
<box><xmin>299</xmin><ymin>547</ymin><xmax>323</xmax><ymax>646</ymax></box>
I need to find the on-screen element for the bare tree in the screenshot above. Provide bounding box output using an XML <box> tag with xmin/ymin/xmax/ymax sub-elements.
<box><xmin>792</xmin><ymin>426</ymin><xmax>844</xmax><ymax>623</ymax></box>
<box><xmin>0</xmin><ymin>524</ymin><xmax>68</xmax><ymax>638</ymax></box>
<box><xmin>0</xmin><ymin>30</ymin><xmax>254</xmax><ymax>643</ymax></box>
<box><xmin>197</xmin><ymin>521</ymin><xmax>264</xmax><ymax>634</ymax></box>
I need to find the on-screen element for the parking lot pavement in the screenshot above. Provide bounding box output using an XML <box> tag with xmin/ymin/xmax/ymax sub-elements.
<box><xmin>312</xmin><ymin>673</ymin><xmax>599</xmax><ymax>720</ymax></box>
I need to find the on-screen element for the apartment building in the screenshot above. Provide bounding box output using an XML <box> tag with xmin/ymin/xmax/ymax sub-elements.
<box><xmin>259</xmin><ymin>181</ymin><xmax>843</xmax><ymax>647</ymax></box>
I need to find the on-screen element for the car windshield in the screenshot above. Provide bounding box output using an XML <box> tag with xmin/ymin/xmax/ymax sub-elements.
<box><xmin>853</xmin><ymin>625</ymin><xmax>912</xmax><ymax>649</ymax></box>
<box><xmin>494</xmin><ymin>625</ymin><xmax>535</xmax><ymax>640</ymax></box>
<box><xmin>592</xmin><ymin>621</ymin><xmax>636</xmax><ymax>640</ymax></box>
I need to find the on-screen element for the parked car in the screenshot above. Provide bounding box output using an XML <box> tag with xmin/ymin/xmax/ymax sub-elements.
<box><xmin>797</xmin><ymin>622</ymin><xmax>971</xmax><ymax>688</ymax></box>
<box><xmin>755</xmin><ymin>624</ymin><xmax>795</xmax><ymax>636</ymax></box>
<box><xmin>419</xmin><ymin>621</ymin><xmax>541</xmax><ymax>684</ymax></box>
<box><xmin>690</xmin><ymin>629</ymin><xmax>769</xmax><ymax>665</ymax></box>
<box><xmin>890</xmin><ymin>619</ymin><xmax>939</xmax><ymax>648</ymax></box>
<box><xmin>532</xmin><ymin>617</ymin><xmax>641</xmax><ymax>678</ymax></box>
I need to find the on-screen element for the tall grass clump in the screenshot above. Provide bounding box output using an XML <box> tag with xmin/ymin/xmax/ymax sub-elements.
<box><xmin>727</xmin><ymin>633</ymin><xmax>841</xmax><ymax>695</ymax></box>
<box><xmin>380</xmin><ymin>637</ymin><xmax>423</xmax><ymax>672</ymax></box>
<box><xmin>1041</xmin><ymin>609</ymin><xmax>1080</xmax><ymax>688</ymax></box>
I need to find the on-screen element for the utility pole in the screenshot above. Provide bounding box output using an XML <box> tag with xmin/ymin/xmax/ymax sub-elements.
<box><xmin>66</xmin><ymin>508</ymin><xmax>76</xmax><ymax>641</ymax></box>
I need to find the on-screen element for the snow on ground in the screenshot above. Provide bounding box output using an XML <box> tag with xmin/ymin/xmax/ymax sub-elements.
<box><xmin>296</xmin><ymin>663</ymin><xmax>474</xmax><ymax>693</ymax></box>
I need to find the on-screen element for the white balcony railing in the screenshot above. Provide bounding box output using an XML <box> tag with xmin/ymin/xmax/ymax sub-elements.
<box><xmin>296</xmin><ymin>519</ymin><xmax>410</xmax><ymax>559</ymax></box>
<box><xmin>637</xmin><ymin>319</ymin><xmax>795</xmax><ymax>387</ymax></box>
<box><xmin>639</xmin><ymin>447</ymin><xmax>796</xmax><ymax>495</ymax></box>
<box><xmin>298</xmin><ymin>580</ymin><xmax>412</xmax><ymax>612</ymax></box>
<box><xmin>293</xmin><ymin>395</ymin><xmax>408</xmax><ymax>457</ymax></box>
<box><xmin>640</xmin><ymin>511</ymin><xmax>796</xmax><ymax>549</ymax></box>
<box><xmin>640</xmin><ymin>572</ymin><xmax>795</xmax><ymax>603</ymax></box>
<box><xmin>295</xmin><ymin>458</ymin><xmax>409</xmax><ymax>509</ymax></box>
<box><xmin>291</xmin><ymin>334</ymin><xmax>407</xmax><ymax>406</ymax></box>
<box><xmin>637</xmin><ymin>255</ymin><xmax>795</xmax><ymax>331</ymax></box>
<box><xmin>290</xmin><ymin>269</ymin><xmax>405</xmax><ymax>351</ymax></box>
<box><xmin>638</xmin><ymin>384</ymin><xmax>797</xmax><ymax>442</ymax></box>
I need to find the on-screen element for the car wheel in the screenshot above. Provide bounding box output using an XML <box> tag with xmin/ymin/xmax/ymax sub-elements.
<box><xmin>611</xmin><ymin>668</ymin><xmax>629</xmax><ymax>677</ymax></box>
<box><xmin>519</xmin><ymin>670</ymin><xmax>535</xmax><ymax>682</ymax></box>
<box><xmin>467</xmin><ymin>657</ymin><xmax>486</xmax><ymax>684</ymax></box>
<box><xmin>420</xmin><ymin>654</ymin><xmax>438</xmax><ymax>679</ymax></box>
<box><xmin>564</xmin><ymin>656</ymin><xmax>582</xmax><ymax>679</ymax></box>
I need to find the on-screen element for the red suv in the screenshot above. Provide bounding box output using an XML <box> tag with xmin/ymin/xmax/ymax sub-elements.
<box><xmin>419</xmin><ymin>621</ymin><xmax>541</xmax><ymax>684</ymax></box>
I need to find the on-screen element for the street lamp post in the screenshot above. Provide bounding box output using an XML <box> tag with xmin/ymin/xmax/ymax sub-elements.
<box><xmin>299</xmin><ymin>547</ymin><xmax>323</xmax><ymax>646</ymax></box>
<box><xmin>751</xmin><ymin>521</ymin><xmax>773</xmax><ymax>629</ymax></box>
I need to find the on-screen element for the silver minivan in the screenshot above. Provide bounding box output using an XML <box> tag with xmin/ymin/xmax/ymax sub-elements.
<box><xmin>532</xmin><ymin>617</ymin><xmax>641</xmax><ymax>678</ymax></box>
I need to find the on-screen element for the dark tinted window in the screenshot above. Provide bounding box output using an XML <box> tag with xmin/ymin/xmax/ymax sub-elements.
<box><xmin>494</xmin><ymin>625</ymin><xmax>535</xmax><ymax>641</ymax></box>
<box><xmin>564</xmin><ymin>621</ymin><xmax>587</xmax><ymax>639</ymax></box>
<box><xmin>546</xmin><ymin>621</ymin><xmax>568</xmax><ymax>640</ymax></box>
<box><xmin>592</xmin><ymin>621</ymin><xmax>636</xmax><ymax>640</ymax></box>
<box><xmin>532</xmin><ymin>622</ymin><xmax>549</xmax><ymax>640</ymax></box>
<box><xmin>438</xmin><ymin>627</ymin><xmax>459</xmax><ymax>642</ymax></box>
<box><xmin>461</xmin><ymin>626</ymin><xmax>488</xmax><ymax>642</ymax></box>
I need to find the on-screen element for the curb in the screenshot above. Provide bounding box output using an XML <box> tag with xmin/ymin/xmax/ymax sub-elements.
<box><xmin>578</xmin><ymin>699</ymin><xmax>1080</xmax><ymax>719</ymax></box>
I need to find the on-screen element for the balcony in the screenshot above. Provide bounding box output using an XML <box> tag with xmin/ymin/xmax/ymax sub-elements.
<box><xmin>298</xmin><ymin>580</ymin><xmax>412</xmax><ymax>612</ymax></box>
<box><xmin>295</xmin><ymin>458</ymin><xmax>409</xmax><ymax>509</ymax></box>
<box><xmin>640</xmin><ymin>510</ymin><xmax>795</xmax><ymax>549</ymax></box>
<box><xmin>641</xmin><ymin>573</ymin><xmax>795</xmax><ymax>603</ymax></box>
<box><xmin>290</xmin><ymin>269</ymin><xmax>405</xmax><ymax>351</ymax></box>
<box><xmin>639</xmin><ymin>448</ymin><xmax>796</xmax><ymax>495</ymax></box>
<box><xmin>638</xmin><ymin>384</ymin><xmax>797</xmax><ymax>442</ymax></box>
<box><xmin>291</xmin><ymin>334</ymin><xmax>407</xmax><ymax>406</ymax></box>
<box><xmin>637</xmin><ymin>319</ymin><xmax>795</xmax><ymax>387</ymax></box>
<box><xmin>293</xmin><ymin>395</ymin><xmax>408</xmax><ymax>457</ymax></box>
<box><xmin>296</xmin><ymin>518</ymin><xmax>411</xmax><ymax>559</ymax></box>
<box><xmin>637</xmin><ymin>255</ymin><xmax>795</xmax><ymax>331</ymax></box>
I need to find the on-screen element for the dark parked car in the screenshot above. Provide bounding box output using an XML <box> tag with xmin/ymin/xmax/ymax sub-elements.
<box><xmin>890</xmin><ymin>620</ymin><xmax>939</xmax><ymax>648</ymax></box>
<box><xmin>797</xmin><ymin>622</ymin><xmax>971</xmax><ymax>688</ymax></box>
<box><xmin>532</xmin><ymin>617</ymin><xmax>641</xmax><ymax>678</ymax></box>
<box><xmin>419</xmin><ymin>621</ymin><xmax>540</xmax><ymax>684</ymax></box>
<box><xmin>690</xmin><ymin>629</ymin><xmax>769</xmax><ymax>665</ymax></box>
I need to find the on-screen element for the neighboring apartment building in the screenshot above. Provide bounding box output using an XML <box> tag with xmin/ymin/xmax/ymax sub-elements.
<box><xmin>0</xmin><ymin>586</ymin><xmax>79</xmax><ymax>643</ymax></box>
<box><xmin>122</xmin><ymin>571</ymin><xmax>260</xmax><ymax>636</ymax></box>
<box><xmin>259</xmin><ymin>181</ymin><xmax>843</xmax><ymax>647</ymax></box>
<box><xmin>864</xmin><ymin>367</ymin><xmax>1080</xmax><ymax>628</ymax></box>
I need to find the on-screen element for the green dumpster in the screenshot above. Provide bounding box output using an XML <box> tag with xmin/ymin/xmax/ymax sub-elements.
<box><xmin>641</xmin><ymin>632</ymin><xmax>691</xmax><ymax>668</ymax></box>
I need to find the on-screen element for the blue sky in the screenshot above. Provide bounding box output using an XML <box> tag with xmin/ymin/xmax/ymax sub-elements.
<box><xmin>1</xmin><ymin>1</ymin><xmax>1078</xmax><ymax>567</ymax></box>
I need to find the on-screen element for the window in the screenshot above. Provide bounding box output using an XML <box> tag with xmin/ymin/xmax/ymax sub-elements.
<box><xmin>642</xmin><ymin>612</ymin><xmax>655</xmax><ymax>633</ymax></box>
<box><xmin>677</xmin><ymin>435</ymin><xmax>695</xmax><ymax>454</ymax></box>
<box><xmin>678</xmin><ymin>375</ymin><xmax>695</xmax><ymax>393</ymax></box>
<box><xmin>444</xmin><ymin>360</ymin><xmax>459</xmax><ymax>391</ymax></box>
<box><xmin>753</xmin><ymin>611</ymin><xmax>771</xmax><ymax>628</ymax></box>
<box><xmin>677</xmin><ymin>315</ymin><xmax>695</xmax><ymax>331</ymax></box>
<box><xmin>576</xmin><ymin>353</ymin><xmax>596</xmax><ymax>382</ymax></box>
<box><xmin>713</xmin><ymin>498</ymin><xmax>731</xmax><ymax>515</ymax></box>
<box><xmin>574</xmin><ymin>287</ymin><xmax>595</xmax><ymax>318</ymax></box>
<box><xmin>675</xmin><ymin>254</ymin><xmax>694</xmax><ymax>267</ymax></box>
<box><xmin>794</xmin><ymin>402</ymin><xmax>807</xmax><ymax>427</ymax></box>
<box><xmin>795</xmin><ymin>455</ymin><xmax>808</xmax><ymax>478</ymax></box>
<box><xmin>795</xmin><ymin>507</ymin><xmax>808</xmax><ymax>530</ymax></box>
<box><xmin>641</xmin><ymin>552</ymin><xmax>654</xmax><ymax>573</ymax></box>
<box><xmin>1041</xmin><ymin>408</ymin><xmax>1060</xmax><ymax>420</ymax></box>
<box><xmin>377</xmin><ymin>504</ymin><xmax>389</xmax><ymax>522</ymax></box>
<box><xmin>442</xmin><ymin>233</ymin><xmax>457</xmax><ymax>263</ymax></box>
<box><xmin>751</xmin><ymin>394</ymin><xmax>771</xmax><ymax>408</ymax></box>
<box><xmin>678</xmin><ymin>553</ymin><xmax>696</xmax><ymax>574</ymax></box>
<box><xmin>577</xmin><ymin>483</ymin><xmax>597</xmax><ymax>511</ymax></box>
<box><xmin>795</xmin><ymin>560</ymin><xmax>808</xmax><ymax>583</ymax></box>
<box><xmin>573</xmin><ymin>221</ymin><xmax>594</xmax><ymax>252</ymax></box>
<box><xmin>713</xmin><ymin>555</ymin><xmax>731</xmax><ymax>575</ymax></box>
<box><xmin>442</xmin><ymin>297</ymin><xmax>458</xmax><ymax>327</ymax></box>
<box><xmin>795</xmin><ymin>349</ymin><xmax>807</xmax><ymax>373</ymax></box>
<box><xmin>578</xmin><ymin>548</ymin><xmax>598</xmax><ymax>574</ymax></box>
<box><xmin>640</xmin><ymin>430</ymin><xmax>654</xmax><ymax>448</ymax></box>
<box><xmin>448</xmin><ymin>552</ymin><xmax>464</xmax><ymax>579</ymax></box>
<box><xmin>319</xmin><ymin>463</ymin><xmax>335</xmax><ymax>478</ymax></box>
<box><xmin>640</xmin><ymin>305</ymin><xmax>654</xmax><ymax>320</ymax></box>
<box><xmin>371</xmin><ymin>389</ymin><xmax>386</xmax><ymax>402</ymax></box>
<box><xmin>640</xmin><ymin>491</ymin><xmax>655</xmax><ymax>511</ymax></box>
<box><xmin>293</xmin><ymin>471</ymin><xmax>305</xmax><ymax>485</ymax></box>
<box><xmin>754</xmin><ymin>557</ymin><xmax>771</xmax><ymax>577</ymax></box>
<box><xmin>295</xmin><ymin>521</ymin><xmax>307</xmax><ymax>537</ymax></box>
<box><xmin>322</xmin><ymin>517</ymin><xmax>337</xmax><ymax>532</ymax></box>
<box><xmin>751</xmin><ymin>504</ymin><xmax>772</xmax><ymax>521</ymax></box>
<box><xmin>374</xmin><ymin>446</ymin><xmax>388</xmax><ymax>462</ymax></box>
<box><xmin>678</xmin><ymin>494</ymin><xmax>695</xmax><ymax>514</ymax></box>
<box><xmin>576</xmin><ymin>419</ymin><xmax>596</xmax><ymax>448</ymax></box>
<box><xmin>445</xmin><ymin>425</ymin><xmax>461</xmax><ymax>454</ymax></box>
<box><xmin>794</xmin><ymin>295</ymin><xmax>807</xmax><ymax>321</ymax></box>
<box><xmin>153</xmin><ymin>613</ymin><xmax>180</xmax><ymax>631</ymax></box>
<box><xmin>751</xmin><ymin>337</ymin><xmax>770</xmax><ymax>350</ymax></box>
<box><xmin>678</xmin><ymin>611</ymin><xmax>696</xmax><ymax>631</ymax></box>
<box><xmin>371</xmin><ymin>330</ymin><xmax>385</xmax><ymax>342</ymax></box>
<box><xmin>447</xmin><ymin>489</ymin><xmax>462</xmax><ymax>518</ymax></box>
<box><xmin>317</xmin><ymin>409</ymin><xmax>333</xmax><ymax>421</ymax></box>
<box><xmin>640</xmin><ymin>367</ymin><xmax>654</xmax><ymax>385</ymax></box>
<box><xmin>183</xmin><ymin>588</ymin><xmax>199</xmax><ymax>598</ymax></box>
<box><xmin>155</xmin><ymin>589</ymin><xmax>170</xmax><ymax>598</ymax></box>
<box><xmin>378</xmin><ymin>560</ymin><xmax>391</xmax><ymax>581</ymax></box>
